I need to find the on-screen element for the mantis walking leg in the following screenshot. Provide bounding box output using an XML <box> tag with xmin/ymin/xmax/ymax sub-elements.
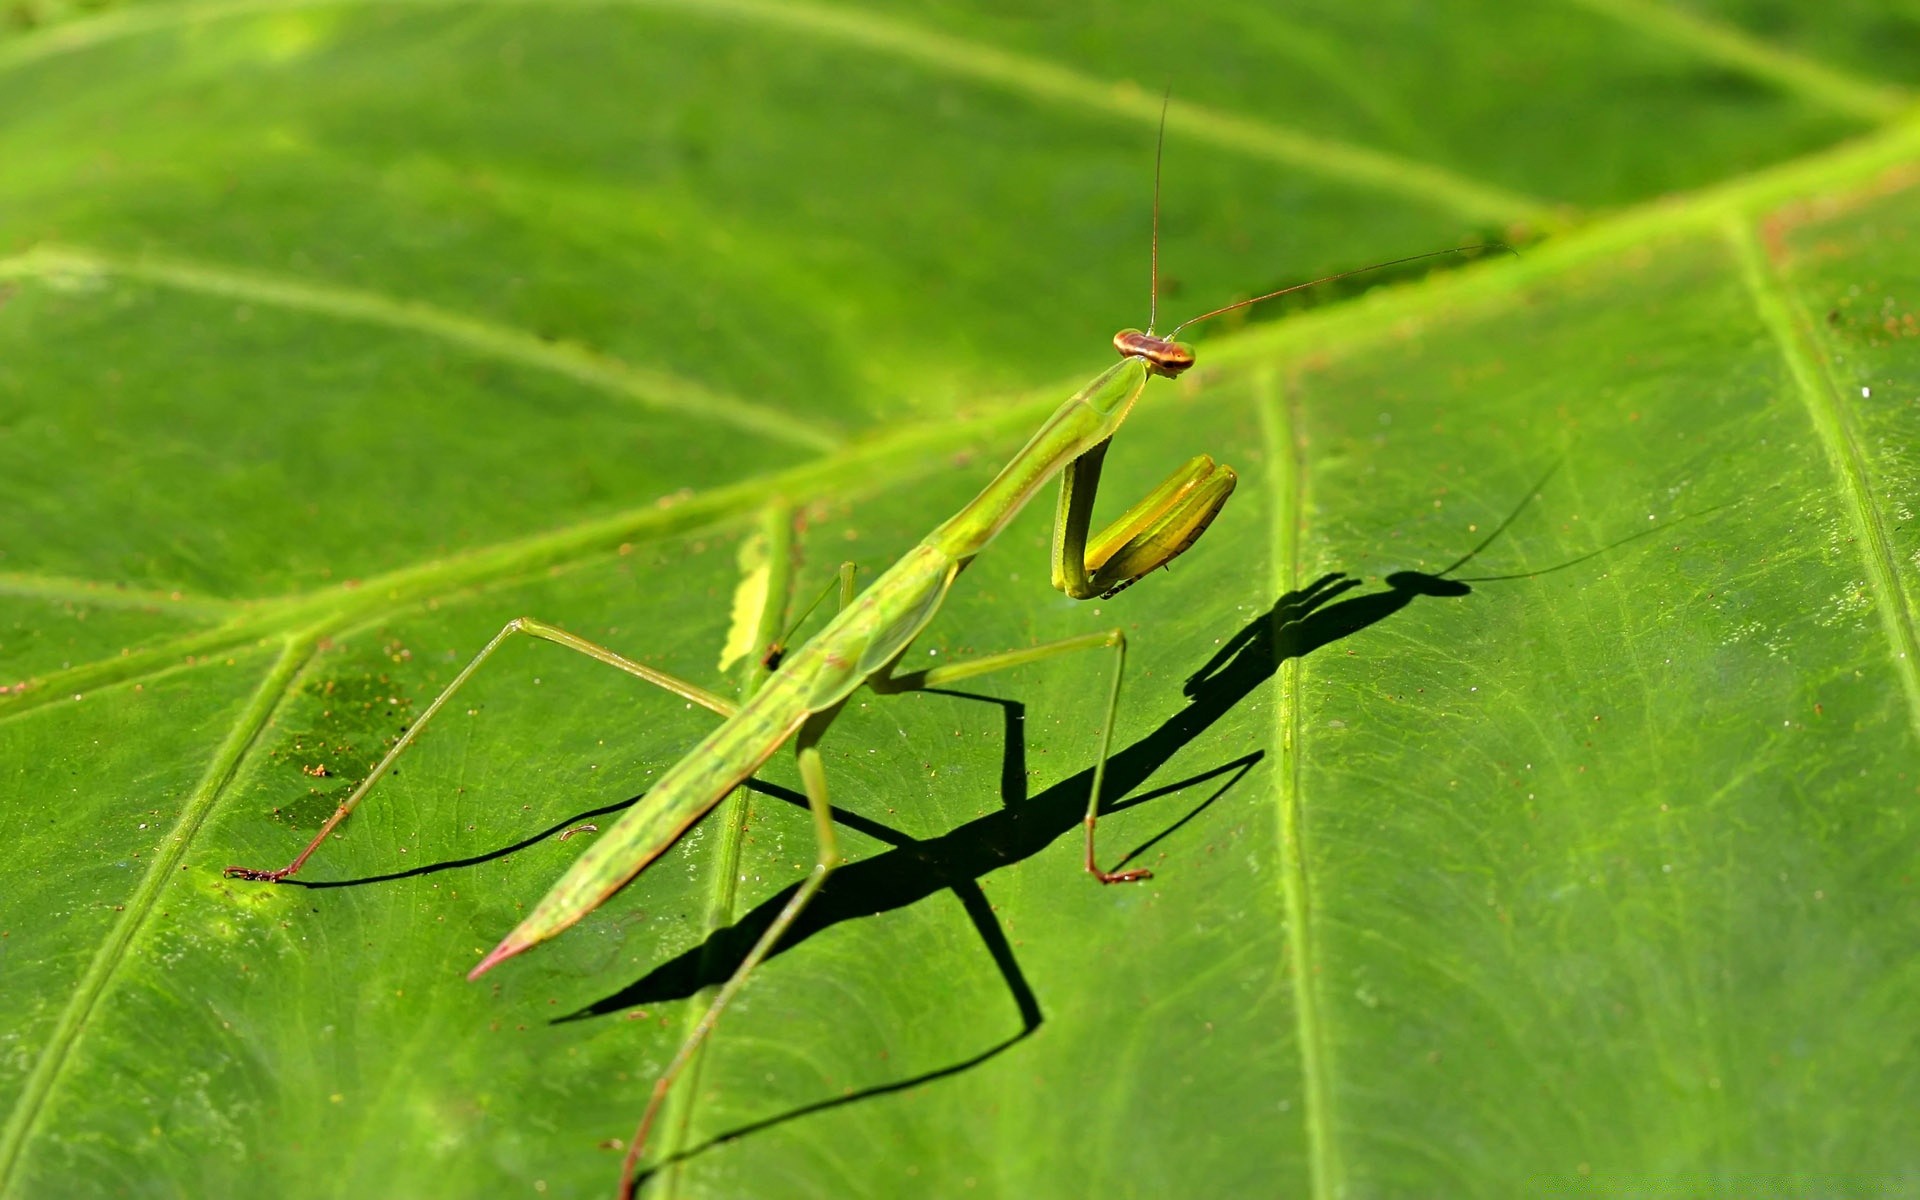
<box><xmin>874</xmin><ymin>629</ymin><xmax>1143</xmax><ymax>883</ymax></box>
<box><xmin>1005</xmin><ymin>427</ymin><xmax>1234</xmax><ymax>880</ymax></box>
<box><xmin>618</xmin><ymin>702</ymin><xmax>847</xmax><ymax>1199</ymax></box>
<box><xmin>224</xmin><ymin>616</ymin><xmax>736</xmax><ymax>882</ymax></box>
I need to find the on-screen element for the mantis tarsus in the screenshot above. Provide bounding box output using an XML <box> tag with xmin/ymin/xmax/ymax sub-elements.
<box><xmin>224</xmin><ymin>114</ymin><xmax>1495</xmax><ymax>1197</ymax></box>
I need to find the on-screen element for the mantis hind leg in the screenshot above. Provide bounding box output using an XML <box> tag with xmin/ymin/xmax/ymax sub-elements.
<box><xmin>222</xmin><ymin>616</ymin><xmax>736</xmax><ymax>883</ymax></box>
<box><xmin>871</xmin><ymin>629</ymin><xmax>1146</xmax><ymax>885</ymax></box>
<box><xmin>619</xmin><ymin>702</ymin><xmax>847</xmax><ymax>1199</ymax></box>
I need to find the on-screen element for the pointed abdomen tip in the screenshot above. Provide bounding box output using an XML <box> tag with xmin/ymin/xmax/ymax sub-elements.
<box><xmin>468</xmin><ymin>935</ymin><xmax>531</xmax><ymax>981</ymax></box>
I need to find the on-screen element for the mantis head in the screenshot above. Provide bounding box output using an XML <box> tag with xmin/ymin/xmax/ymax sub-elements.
<box><xmin>1112</xmin><ymin>328</ymin><xmax>1196</xmax><ymax>378</ymax></box>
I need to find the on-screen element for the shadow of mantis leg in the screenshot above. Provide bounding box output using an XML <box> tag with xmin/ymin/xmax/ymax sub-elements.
<box><xmin>223</xmin><ymin>616</ymin><xmax>736</xmax><ymax>882</ymax></box>
<box><xmin>870</xmin><ymin>629</ymin><xmax>1145</xmax><ymax>884</ymax></box>
<box><xmin>618</xmin><ymin>701</ymin><xmax>847</xmax><ymax>1200</ymax></box>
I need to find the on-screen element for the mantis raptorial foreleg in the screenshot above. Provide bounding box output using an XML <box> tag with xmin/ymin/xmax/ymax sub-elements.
<box><xmin>1054</xmin><ymin>438</ymin><xmax>1238</xmax><ymax>600</ymax></box>
<box><xmin>223</xmin><ymin>617</ymin><xmax>735</xmax><ymax>883</ymax></box>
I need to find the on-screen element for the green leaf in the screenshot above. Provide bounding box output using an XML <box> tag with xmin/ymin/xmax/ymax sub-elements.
<box><xmin>3</xmin><ymin>2</ymin><xmax>1917</xmax><ymax>1196</ymax></box>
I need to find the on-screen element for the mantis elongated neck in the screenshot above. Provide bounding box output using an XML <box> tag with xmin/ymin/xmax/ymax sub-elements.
<box><xmin>930</xmin><ymin>357</ymin><xmax>1150</xmax><ymax>560</ymax></box>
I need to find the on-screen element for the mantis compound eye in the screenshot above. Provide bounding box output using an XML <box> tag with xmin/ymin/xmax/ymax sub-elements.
<box><xmin>1112</xmin><ymin>328</ymin><xmax>1196</xmax><ymax>378</ymax></box>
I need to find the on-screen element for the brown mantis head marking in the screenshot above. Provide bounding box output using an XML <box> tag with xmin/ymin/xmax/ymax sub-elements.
<box><xmin>1112</xmin><ymin>328</ymin><xmax>1196</xmax><ymax>378</ymax></box>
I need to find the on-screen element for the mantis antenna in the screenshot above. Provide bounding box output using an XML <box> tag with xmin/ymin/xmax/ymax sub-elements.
<box><xmin>1166</xmin><ymin>243</ymin><xmax>1515</xmax><ymax>338</ymax></box>
<box><xmin>1149</xmin><ymin>89</ymin><xmax>1168</xmax><ymax>335</ymax></box>
<box><xmin>1119</xmin><ymin>91</ymin><xmax>1514</xmax><ymax>378</ymax></box>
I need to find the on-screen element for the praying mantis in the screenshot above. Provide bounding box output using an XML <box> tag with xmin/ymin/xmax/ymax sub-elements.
<box><xmin>223</xmin><ymin>112</ymin><xmax>1492</xmax><ymax>1197</ymax></box>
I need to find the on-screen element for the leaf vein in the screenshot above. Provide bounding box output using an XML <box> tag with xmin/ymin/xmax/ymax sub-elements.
<box><xmin>1257</xmin><ymin>367</ymin><xmax>1340</xmax><ymax>1200</ymax></box>
<box><xmin>0</xmin><ymin>244</ymin><xmax>842</xmax><ymax>452</ymax></box>
<box><xmin>657</xmin><ymin>499</ymin><xmax>798</xmax><ymax>1182</ymax></box>
<box><xmin>0</xmin><ymin>0</ymin><xmax>1552</xmax><ymax>227</ymax></box>
<box><xmin>0</xmin><ymin>572</ymin><xmax>241</xmax><ymax>619</ymax></box>
<box><xmin>1729</xmin><ymin>217</ymin><xmax>1920</xmax><ymax>741</ymax></box>
<box><xmin>1565</xmin><ymin>0</ymin><xmax>1909</xmax><ymax>123</ymax></box>
<box><xmin>0</xmin><ymin>636</ymin><xmax>315</xmax><ymax>1191</ymax></box>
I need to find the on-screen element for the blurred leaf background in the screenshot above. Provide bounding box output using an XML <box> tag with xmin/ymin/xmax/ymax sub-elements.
<box><xmin>2</xmin><ymin>1</ymin><xmax>1918</xmax><ymax>1196</ymax></box>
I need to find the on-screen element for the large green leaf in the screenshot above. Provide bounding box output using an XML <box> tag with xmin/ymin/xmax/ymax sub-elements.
<box><xmin>3</xmin><ymin>2</ymin><xmax>1917</xmax><ymax>1196</ymax></box>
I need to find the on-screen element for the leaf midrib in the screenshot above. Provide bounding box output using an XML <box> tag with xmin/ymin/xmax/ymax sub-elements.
<box><xmin>5</xmin><ymin>110</ymin><xmax>1919</xmax><ymax>719</ymax></box>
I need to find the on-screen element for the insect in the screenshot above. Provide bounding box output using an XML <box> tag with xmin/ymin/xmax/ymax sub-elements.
<box><xmin>224</xmin><ymin>109</ymin><xmax>1493</xmax><ymax>1197</ymax></box>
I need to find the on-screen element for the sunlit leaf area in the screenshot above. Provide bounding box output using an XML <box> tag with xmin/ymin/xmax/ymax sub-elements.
<box><xmin>3</xmin><ymin>2</ymin><xmax>1917</xmax><ymax>1196</ymax></box>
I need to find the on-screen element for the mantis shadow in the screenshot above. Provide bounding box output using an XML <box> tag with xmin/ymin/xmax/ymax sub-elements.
<box><xmin>603</xmin><ymin>460</ymin><xmax>1742</xmax><ymax>1170</ymax></box>
<box><xmin>584</xmin><ymin>514</ymin><xmax>1547</xmax><ymax>1028</ymax></box>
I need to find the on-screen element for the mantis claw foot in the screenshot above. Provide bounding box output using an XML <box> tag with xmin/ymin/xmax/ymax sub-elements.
<box><xmin>222</xmin><ymin>865</ymin><xmax>291</xmax><ymax>882</ymax></box>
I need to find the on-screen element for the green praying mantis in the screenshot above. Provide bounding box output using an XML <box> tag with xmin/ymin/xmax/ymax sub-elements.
<box><xmin>224</xmin><ymin>112</ymin><xmax>1494</xmax><ymax>1197</ymax></box>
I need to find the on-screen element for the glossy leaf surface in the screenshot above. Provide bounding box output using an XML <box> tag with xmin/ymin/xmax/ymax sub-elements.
<box><xmin>2</xmin><ymin>3</ymin><xmax>1917</xmax><ymax>1196</ymax></box>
